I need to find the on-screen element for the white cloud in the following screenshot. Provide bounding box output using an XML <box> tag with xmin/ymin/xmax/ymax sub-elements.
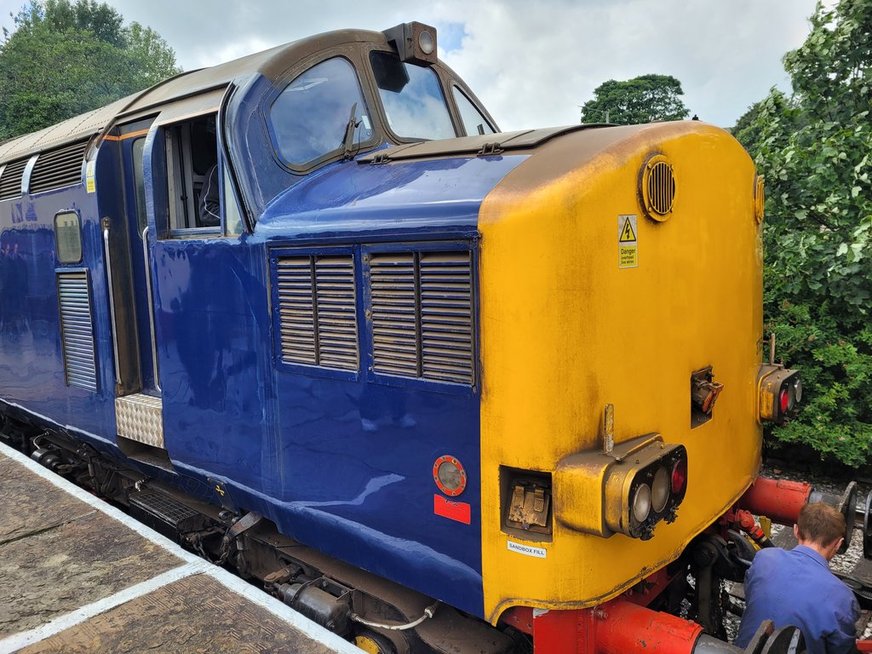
<box><xmin>426</xmin><ymin>0</ymin><xmax>815</xmax><ymax>128</ymax></box>
<box><xmin>3</xmin><ymin>0</ymin><xmax>818</xmax><ymax>129</ymax></box>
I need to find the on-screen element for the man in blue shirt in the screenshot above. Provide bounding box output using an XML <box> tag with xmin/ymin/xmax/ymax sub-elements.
<box><xmin>736</xmin><ymin>502</ymin><xmax>859</xmax><ymax>653</ymax></box>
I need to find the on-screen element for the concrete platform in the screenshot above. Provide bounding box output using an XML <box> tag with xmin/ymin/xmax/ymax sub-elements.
<box><xmin>0</xmin><ymin>443</ymin><xmax>361</xmax><ymax>654</ymax></box>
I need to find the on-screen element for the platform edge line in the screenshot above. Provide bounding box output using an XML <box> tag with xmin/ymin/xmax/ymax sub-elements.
<box><xmin>0</xmin><ymin>442</ymin><xmax>362</xmax><ymax>653</ymax></box>
<box><xmin>0</xmin><ymin>441</ymin><xmax>202</xmax><ymax>564</ymax></box>
<box><xmin>0</xmin><ymin>562</ymin><xmax>208</xmax><ymax>654</ymax></box>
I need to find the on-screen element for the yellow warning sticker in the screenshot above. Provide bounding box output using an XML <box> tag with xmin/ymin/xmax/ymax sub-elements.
<box><xmin>619</xmin><ymin>216</ymin><xmax>637</xmax><ymax>242</ymax></box>
<box><xmin>85</xmin><ymin>160</ymin><xmax>96</xmax><ymax>194</ymax></box>
<box><xmin>618</xmin><ymin>214</ymin><xmax>638</xmax><ymax>268</ymax></box>
<box><xmin>619</xmin><ymin>246</ymin><xmax>638</xmax><ymax>268</ymax></box>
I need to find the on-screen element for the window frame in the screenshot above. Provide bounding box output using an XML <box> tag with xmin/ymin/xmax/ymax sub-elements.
<box><xmin>162</xmin><ymin>114</ymin><xmax>224</xmax><ymax>238</ymax></box>
<box><xmin>53</xmin><ymin>210</ymin><xmax>83</xmax><ymax>265</ymax></box>
<box><xmin>265</xmin><ymin>55</ymin><xmax>378</xmax><ymax>175</ymax></box>
<box><xmin>368</xmin><ymin>50</ymin><xmax>457</xmax><ymax>144</ymax></box>
<box><xmin>131</xmin><ymin>137</ymin><xmax>148</xmax><ymax>236</ymax></box>
<box><xmin>451</xmin><ymin>85</ymin><xmax>497</xmax><ymax>137</ymax></box>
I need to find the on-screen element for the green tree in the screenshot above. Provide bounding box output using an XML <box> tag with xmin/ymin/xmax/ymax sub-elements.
<box><xmin>580</xmin><ymin>74</ymin><xmax>690</xmax><ymax>125</ymax></box>
<box><xmin>735</xmin><ymin>0</ymin><xmax>872</xmax><ymax>465</ymax></box>
<box><xmin>0</xmin><ymin>0</ymin><xmax>180</xmax><ymax>140</ymax></box>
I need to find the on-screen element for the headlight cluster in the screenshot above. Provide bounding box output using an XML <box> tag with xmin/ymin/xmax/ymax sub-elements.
<box><xmin>555</xmin><ymin>434</ymin><xmax>688</xmax><ymax>541</ymax></box>
<box><xmin>611</xmin><ymin>444</ymin><xmax>688</xmax><ymax>540</ymax></box>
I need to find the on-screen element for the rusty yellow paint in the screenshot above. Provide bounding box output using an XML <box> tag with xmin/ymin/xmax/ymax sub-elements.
<box><xmin>477</xmin><ymin>122</ymin><xmax>762</xmax><ymax>623</ymax></box>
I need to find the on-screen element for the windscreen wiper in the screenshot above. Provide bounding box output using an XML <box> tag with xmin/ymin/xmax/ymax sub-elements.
<box><xmin>342</xmin><ymin>102</ymin><xmax>360</xmax><ymax>160</ymax></box>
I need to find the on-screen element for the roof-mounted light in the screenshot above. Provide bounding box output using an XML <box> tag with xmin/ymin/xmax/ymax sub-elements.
<box><xmin>383</xmin><ymin>21</ymin><xmax>438</xmax><ymax>66</ymax></box>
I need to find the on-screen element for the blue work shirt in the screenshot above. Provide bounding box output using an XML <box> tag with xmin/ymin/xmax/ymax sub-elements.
<box><xmin>736</xmin><ymin>544</ymin><xmax>859</xmax><ymax>653</ymax></box>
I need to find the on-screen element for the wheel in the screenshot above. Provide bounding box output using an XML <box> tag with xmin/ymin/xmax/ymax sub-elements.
<box><xmin>863</xmin><ymin>492</ymin><xmax>872</xmax><ymax>559</ymax></box>
<box><xmin>838</xmin><ymin>481</ymin><xmax>858</xmax><ymax>553</ymax></box>
<box><xmin>760</xmin><ymin>625</ymin><xmax>805</xmax><ymax>654</ymax></box>
<box><xmin>354</xmin><ymin>629</ymin><xmax>396</xmax><ymax>654</ymax></box>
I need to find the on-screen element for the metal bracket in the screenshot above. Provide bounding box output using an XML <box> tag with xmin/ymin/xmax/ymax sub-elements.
<box><xmin>477</xmin><ymin>142</ymin><xmax>504</xmax><ymax>157</ymax></box>
<box><xmin>368</xmin><ymin>152</ymin><xmax>391</xmax><ymax>165</ymax></box>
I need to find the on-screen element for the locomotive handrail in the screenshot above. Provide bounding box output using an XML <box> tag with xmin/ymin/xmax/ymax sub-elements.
<box><xmin>142</xmin><ymin>226</ymin><xmax>161</xmax><ymax>392</ymax></box>
<box><xmin>102</xmin><ymin>220</ymin><xmax>122</xmax><ymax>388</ymax></box>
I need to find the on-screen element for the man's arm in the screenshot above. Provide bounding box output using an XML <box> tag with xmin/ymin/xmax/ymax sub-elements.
<box><xmin>826</xmin><ymin>593</ymin><xmax>860</xmax><ymax>654</ymax></box>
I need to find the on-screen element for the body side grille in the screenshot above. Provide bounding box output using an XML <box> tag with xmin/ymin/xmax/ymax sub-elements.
<box><xmin>0</xmin><ymin>159</ymin><xmax>29</xmax><ymax>201</ymax></box>
<box><xmin>276</xmin><ymin>254</ymin><xmax>358</xmax><ymax>370</ymax></box>
<box><xmin>57</xmin><ymin>271</ymin><xmax>98</xmax><ymax>391</ymax></box>
<box><xmin>315</xmin><ymin>255</ymin><xmax>359</xmax><ymax>370</ymax></box>
<box><xmin>420</xmin><ymin>252</ymin><xmax>474</xmax><ymax>384</ymax></box>
<box><xmin>369</xmin><ymin>249</ymin><xmax>475</xmax><ymax>385</ymax></box>
<box><xmin>29</xmin><ymin>140</ymin><xmax>87</xmax><ymax>194</ymax></box>
<box><xmin>277</xmin><ymin>256</ymin><xmax>316</xmax><ymax>365</ymax></box>
<box><xmin>370</xmin><ymin>253</ymin><xmax>419</xmax><ymax>378</ymax></box>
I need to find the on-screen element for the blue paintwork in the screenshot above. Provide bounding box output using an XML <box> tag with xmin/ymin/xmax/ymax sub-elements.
<box><xmin>0</xmin><ymin>60</ymin><xmax>529</xmax><ymax>619</ymax></box>
<box><xmin>256</xmin><ymin>155</ymin><xmax>519</xmax><ymax>241</ymax></box>
<box><xmin>0</xmin><ymin>167</ymin><xmax>116</xmax><ymax>445</ymax></box>
<box><xmin>149</xmin><ymin>154</ymin><xmax>526</xmax><ymax>616</ymax></box>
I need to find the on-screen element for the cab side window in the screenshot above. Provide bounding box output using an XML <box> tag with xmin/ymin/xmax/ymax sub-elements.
<box><xmin>452</xmin><ymin>87</ymin><xmax>495</xmax><ymax>136</ymax></box>
<box><xmin>268</xmin><ymin>57</ymin><xmax>372</xmax><ymax>168</ymax></box>
<box><xmin>165</xmin><ymin>114</ymin><xmax>220</xmax><ymax>230</ymax></box>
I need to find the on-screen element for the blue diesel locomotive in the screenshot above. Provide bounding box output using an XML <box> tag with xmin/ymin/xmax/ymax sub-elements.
<box><xmin>0</xmin><ymin>21</ymin><xmax>847</xmax><ymax>654</ymax></box>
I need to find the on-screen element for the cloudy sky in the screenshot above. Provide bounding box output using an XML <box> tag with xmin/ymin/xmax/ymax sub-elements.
<box><xmin>1</xmin><ymin>0</ymin><xmax>817</xmax><ymax>130</ymax></box>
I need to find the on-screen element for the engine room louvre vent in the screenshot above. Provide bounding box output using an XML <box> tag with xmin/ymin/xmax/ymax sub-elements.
<box><xmin>29</xmin><ymin>140</ymin><xmax>87</xmax><ymax>195</ymax></box>
<box><xmin>369</xmin><ymin>250</ymin><xmax>474</xmax><ymax>386</ymax></box>
<box><xmin>0</xmin><ymin>158</ymin><xmax>28</xmax><ymax>201</ymax></box>
<box><xmin>57</xmin><ymin>271</ymin><xmax>98</xmax><ymax>391</ymax></box>
<box><xmin>370</xmin><ymin>253</ymin><xmax>418</xmax><ymax>378</ymax></box>
<box><xmin>276</xmin><ymin>254</ymin><xmax>359</xmax><ymax>371</ymax></box>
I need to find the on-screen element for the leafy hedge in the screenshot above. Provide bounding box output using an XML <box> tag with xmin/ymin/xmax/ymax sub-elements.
<box><xmin>734</xmin><ymin>0</ymin><xmax>872</xmax><ymax>465</ymax></box>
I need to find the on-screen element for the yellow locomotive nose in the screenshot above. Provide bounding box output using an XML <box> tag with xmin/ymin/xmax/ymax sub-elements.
<box><xmin>476</xmin><ymin>121</ymin><xmax>762</xmax><ymax>623</ymax></box>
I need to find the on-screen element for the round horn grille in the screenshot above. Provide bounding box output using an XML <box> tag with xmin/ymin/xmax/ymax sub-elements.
<box><xmin>641</xmin><ymin>156</ymin><xmax>676</xmax><ymax>220</ymax></box>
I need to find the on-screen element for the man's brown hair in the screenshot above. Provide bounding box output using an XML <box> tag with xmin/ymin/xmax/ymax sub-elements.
<box><xmin>796</xmin><ymin>502</ymin><xmax>845</xmax><ymax>546</ymax></box>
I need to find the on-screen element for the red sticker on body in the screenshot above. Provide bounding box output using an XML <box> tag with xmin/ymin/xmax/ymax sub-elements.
<box><xmin>433</xmin><ymin>494</ymin><xmax>471</xmax><ymax>524</ymax></box>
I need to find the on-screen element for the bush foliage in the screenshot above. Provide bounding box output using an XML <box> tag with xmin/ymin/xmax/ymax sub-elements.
<box><xmin>734</xmin><ymin>0</ymin><xmax>872</xmax><ymax>465</ymax></box>
<box><xmin>0</xmin><ymin>0</ymin><xmax>180</xmax><ymax>140</ymax></box>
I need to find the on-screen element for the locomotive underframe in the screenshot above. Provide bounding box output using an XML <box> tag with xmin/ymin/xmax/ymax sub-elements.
<box><xmin>5</xmin><ymin>402</ymin><xmax>859</xmax><ymax>654</ymax></box>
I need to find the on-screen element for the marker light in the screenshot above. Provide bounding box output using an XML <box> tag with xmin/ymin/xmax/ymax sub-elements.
<box><xmin>779</xmin><ymin>389</ymin><xmax>788</xmax><ymax>414</ymax></box>
<box><xmin>383</xmin><ymin>22</ymin><xmax>438</xmax><ymax>66</ymax></box>
<box><xmin>632</xmin><ymin>484</ymin><xmax>652</xmax><ymax>524</ymax></box>
<box><xmin>758</xmin><ymin>366</ymin><xmax>802</xmax><ymax>424</ymax></box>
<box><xmin>433</xmin><ymin>455</ymin><xmax>467</xmax><ymax>496</ymax></box>
<box><xmin>652</xmin><ymin>466</ymin><xmax>670</xmax><ymax>513</ymax></box>
<box><xmin>671</xmin><ymin>458</ymin><xmax>687</xmax><ymax>495</ymax></box>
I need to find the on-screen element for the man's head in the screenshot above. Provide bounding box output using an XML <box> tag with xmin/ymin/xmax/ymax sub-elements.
<box><xmin>793</xmin><ymin>502</ymin><xmax>845</xmax><ymax>560</ymax></box>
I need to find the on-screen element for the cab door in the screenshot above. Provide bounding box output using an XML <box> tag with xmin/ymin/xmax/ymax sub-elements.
<box><xmin>107</xmin><ymin>117</ymin><xmax>168</xmax><ymax>458</ymax></box>
<box><xmin>109</xmin><ymin>89</ymin><xmax>231</xmax><ymax>461</ymax></box>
